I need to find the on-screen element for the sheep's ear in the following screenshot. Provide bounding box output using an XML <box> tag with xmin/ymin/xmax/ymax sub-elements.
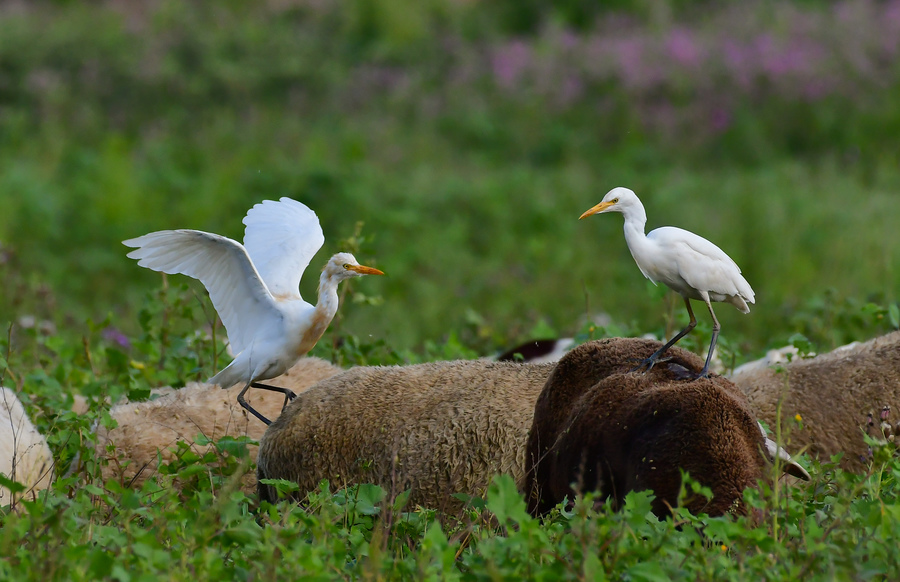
<box><xmin>763</xmin><ymin>437</ymin><xmax>811</xmax><ymax>481</ymax></box>
<box><xmin>757</xmin><ymin>422</ymin><xmax>811</xmax><ymax>481</ymax></box>
<box><xmin>782</xmin><ymin>459</ymin><xmax>811</xmax><ymax>481</ymax></box>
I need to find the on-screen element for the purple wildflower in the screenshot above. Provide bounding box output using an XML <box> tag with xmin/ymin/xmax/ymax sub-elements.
<box><xmin>103</xmin><ymin>326</ymin><xmax>132</xmax><ymax>349</ymax></box>
<box><xmin>666</xmin><ymin>28</ymin><xmax>702</xmax><ymax>68</ymax></box>
<box><xmin>491</xmin><ymin>41</ymin><xmax>532</xmax><ymax>89</ymax></box>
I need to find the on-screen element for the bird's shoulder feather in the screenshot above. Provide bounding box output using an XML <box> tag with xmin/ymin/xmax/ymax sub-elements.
<box><xmin>646</xmin><ymin>226</ymin><xmax>753</xmax><ymax>301</ymax></box>
<box><xmin>647</xmin><ymin>226</ymin><xmax>740</xmax><ymax>271</ymax></box>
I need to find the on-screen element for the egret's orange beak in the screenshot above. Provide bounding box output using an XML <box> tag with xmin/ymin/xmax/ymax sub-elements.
<box><xmin>579</xmin><ymin>200</ymin><xmax>616</xmax><ymax>220</ymax></box>
<box><xmin>347</xmin><ymin>264</ymin><xmax>385</xmax><ymax>276</ymax></box>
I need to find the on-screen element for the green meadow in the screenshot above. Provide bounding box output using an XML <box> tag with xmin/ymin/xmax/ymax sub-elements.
<box><xmin>2</xmin><ymin>1</ymin><xmax>900</xmax><ymax>579</ymax></box>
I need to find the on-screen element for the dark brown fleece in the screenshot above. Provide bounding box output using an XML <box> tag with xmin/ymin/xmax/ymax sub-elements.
<box><xmin>525</xmin><ymin>338</ymin><xmax>768</xmax><ymax>518</ymax></box>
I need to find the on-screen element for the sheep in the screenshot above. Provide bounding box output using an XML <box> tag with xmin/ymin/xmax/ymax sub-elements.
<box><xmin>96</xmin><ymin>357</ymin><xmax>342</xmax><ymax>491</ymax></box>
<box><xmin>524</xmin><ymin>338</ymin><xmax>808</xmax><ymax>518</ymax></box>
<box><xmin>1</xmin><ymin>387</ymin><xmax>54</xmax><ymax>504</ymax></box>
<box><xmin>730</xmin><ymin>345</ymin><xmax>802</xmax><ymax>377</ymax></box>
<box><xmin>730</xmin><ymin>330</ymin><xmax>900</xmax><ymax>472</ymax></box>
<box><xmin>256</xmin><ymin>359</ymin><xmax>557</xmax><ymax>513</ymax></box>
<box><xmin>730</xmin><ymin>340</ymin><xmax>867</xmax><ymax>378</ymax></box>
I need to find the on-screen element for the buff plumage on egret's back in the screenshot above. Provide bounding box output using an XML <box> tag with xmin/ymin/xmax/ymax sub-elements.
<box><xmin>579</xmin><ymin>187</ymin><xmax>754</xmax><ymax>379</ymax></box>
<box><xmin>123</xmin><ymin>197</ymin><xmax>384</xmax><ymax>425</ymax></box>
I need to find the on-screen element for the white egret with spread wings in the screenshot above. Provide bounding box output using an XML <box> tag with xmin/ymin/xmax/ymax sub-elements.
<box><xmin>124</xmin><ymin>197</ymin><xmax>383</xmax><ymax>424</ymax></box>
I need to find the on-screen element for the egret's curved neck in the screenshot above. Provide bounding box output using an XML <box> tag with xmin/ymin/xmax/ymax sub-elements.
<box><xmin>314</xmin><ymin>271</ymin><xmax>342</xmax><ymax>324</ymax></box>
<box><xmin>298</xmin><ymin>272</ymin><xmax>343</xmax><ymax>352</ymax></box>
<box><xmin>620</xmin><ymin>203</ymin><xmax>649</xmax><ymax>252</ymax></box>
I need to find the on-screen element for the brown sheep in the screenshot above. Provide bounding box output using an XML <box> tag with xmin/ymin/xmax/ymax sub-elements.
<box><xmin>731</xmin><ymin>330</ymin><xmax>900</xmax><ymax>472</ymax></box>
<box><xmin>97</xmin><ymin>357</ymin><xmax>341</xmax><ymax>491</ymax></box>
<box><xmin>256</xmin><ymin>359</ymin><xmax>557</xmax><ymax>513</ymax></box>
<box><xmin>524</xmin><ymin>338</ymin><xmax>808</xmax><ymax>518</ymax></box>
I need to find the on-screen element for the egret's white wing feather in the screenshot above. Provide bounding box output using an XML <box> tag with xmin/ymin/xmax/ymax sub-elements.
<box><xmin>123</xmin><ymin>230</ymin><xmax>281</xmax><ymax>354</ymax></box>
<box><xmin>650</xmin><ymin>227</ymin><xmax>740</xmax><ymax>271</ymax></box>
<box><xmin>649</xmin><ymin>227</ymin><xmax>755</xmax><ymax>304</ymax></box>
<box><xmin>242</xmin><ymin>198</ymin><xmax>325</xmax><ymax>300</ymax></box>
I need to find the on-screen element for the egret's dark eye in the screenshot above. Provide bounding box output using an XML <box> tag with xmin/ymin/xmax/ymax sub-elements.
<box><xmin>343</xmin><ymin>263</ymin><xmax>352</xmax><ymax>269</ymax></box>
<box><xmin>612</xmin><ymin>197</ymin><xmax>619</xmax><ymax>203</ymax></box>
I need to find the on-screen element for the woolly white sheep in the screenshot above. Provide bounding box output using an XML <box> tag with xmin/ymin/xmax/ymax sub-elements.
<box><xmin>0</xmin><ymin>387</ymin><xmax>54</xmax><ymax>503</ymax></box>
<box><xmin>97</xmin><ymin>357</ymin><xmax>341</xmax><ymax>491</ymax></box>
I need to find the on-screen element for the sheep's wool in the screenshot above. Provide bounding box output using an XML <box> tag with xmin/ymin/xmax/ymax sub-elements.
<box><xmin>0</xmin><ymin>387</ymin><xmax>54</xmax><ymax>503</ymax></box>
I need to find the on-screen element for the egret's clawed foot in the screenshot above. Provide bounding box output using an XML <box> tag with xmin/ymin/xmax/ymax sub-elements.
<box><xmin>666</xmin><ymin>362</ymin><xmax>711</xmax><ymax>381</ymax></box>
<box><xmin>693</xmin><ymin>367</ymin><xmax>712</xmax><ymax>380</ymax></box>
<box><xmin>628</xmin><ymin>353</ymin><xmax>671</xmax><ymax>374</ymax></box>
<box><xmin>281</xmin><ymin>389</ymin><xmax>298</xmax><ymax>411</ymax></box>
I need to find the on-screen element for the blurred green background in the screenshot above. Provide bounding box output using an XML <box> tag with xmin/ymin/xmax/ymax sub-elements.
<box><xmin>1</xmin><ymin>0</ymin><xmax>899</xmax><ymax>358</ymax></box>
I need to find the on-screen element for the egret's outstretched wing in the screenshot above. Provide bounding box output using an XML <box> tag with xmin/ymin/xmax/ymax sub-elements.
<box><xmin>242</xmin><ymin>198</ymin><xmax>325</xmax><ymax>299</ymax></box>
<box><xmin>123</xmin><ymin>230</ymin><xmax>280</xmax><ymax>354</ymax></box>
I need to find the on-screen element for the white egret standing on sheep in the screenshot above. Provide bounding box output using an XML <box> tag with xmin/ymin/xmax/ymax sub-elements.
<box><xmin>124</xmin><ymin>197</ymin><xmax>384</xmax><ymax>425</ymax></box>
<box><xmin>579</xmin><ymin>187</ymin><xmax>754</xmax><ymax>379</ymax></box>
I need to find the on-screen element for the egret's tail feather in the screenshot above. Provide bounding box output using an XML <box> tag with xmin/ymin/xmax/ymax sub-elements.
<box><xmin>729</xmin><ymin>294</ymin><xmax>752</xmax><ymax>314</ymax></box>
<box><xmin>209</xmin><ymin>364</ymin><xmax>243</xmax><ymax>389</ymax></box>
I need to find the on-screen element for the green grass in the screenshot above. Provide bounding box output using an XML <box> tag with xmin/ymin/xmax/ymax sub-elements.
<box><xmin>4</xmin><ymin>465</ymin><xmax>900</xmax><ymax>581</ymax></box>
<box><xmin>2</xmin><ymin>286</ymin><xmax>900</xmax><ymax>580</ymax></box>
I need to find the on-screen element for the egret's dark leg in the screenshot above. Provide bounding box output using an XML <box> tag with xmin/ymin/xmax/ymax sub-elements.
<box><xmin>695</xmin><ymin>299</ymin><xmax>720</xmax><ymax>379</ymax></box>
<box><xmin>633</xmin><ymin>297</ymin><xmax>697</xmax><ymax>373</ymax></box>
<box><xmin>237</xmin><ymin>380</ymin><xmax>298</xmax><ymax>426</ymax></box>
<box><xmin>237</xmin><ymin>380</ymin><xmax>272</xmax><ymax>426</ymax></box>
<box><xmin>236</xmin><ymin>380</ymin><xmax>297</xmax><ymax>425</ymax></box>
